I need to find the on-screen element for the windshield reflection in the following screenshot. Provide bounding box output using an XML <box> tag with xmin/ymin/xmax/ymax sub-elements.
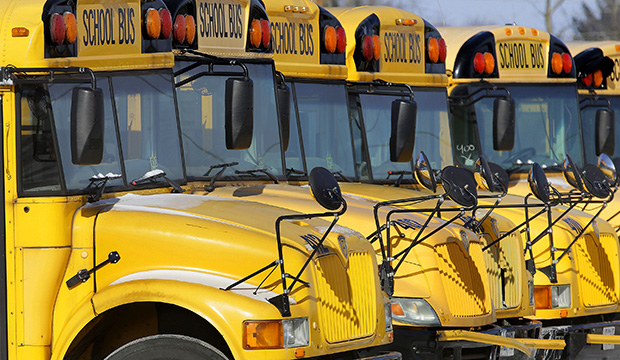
<box><xmin>175</xmin><ymin>61</ymin><xmax>283</xmax><ymax>179</ymax></box>
<box><xmin>286</xmin><ymin>82</ymin><xmax>356</xmax><ymax>178</ymax></box>
<box><xmin>358</xmin><ymin>88</ymin><xmax>451</xmax><ymax>180</ymax></box>
<box><xmin>29</xmin><ymin>72</ymin><xmax>183</xmax><ymax>194</ymax></box>
<box><xmin>581</xmin><ymin>96</ymin><xmax>620</xmax><ymax>164</ymax></box>
<box><xmin>451</xmin><ymin>84</ymin><xmax>584</xmax><ymax>171</ymax></box>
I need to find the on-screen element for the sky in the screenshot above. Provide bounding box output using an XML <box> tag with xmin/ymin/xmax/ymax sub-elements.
<box><xmin>388</xmin><ymin>0</ymin><xmax>589</xmax><ymax>41</ymax></box>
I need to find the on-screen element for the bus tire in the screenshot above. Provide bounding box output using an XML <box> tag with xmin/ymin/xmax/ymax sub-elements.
<box><xmin>104</xmin><ymin>334</ymin><xmax>229</xmax><ymax>360</ymax></box>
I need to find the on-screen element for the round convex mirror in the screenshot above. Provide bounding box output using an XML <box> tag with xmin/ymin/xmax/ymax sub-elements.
<box><xmin>474</xmin><ymin>156</ymin><xmax>509</xmax><ymax>193</ymax></box>
<box><xmin>440</xmin><ymin>166</ymin><xmax>477</xmax><ymax>207</ymax></box>
<box><xmin>414</xmin><ymin>151</ymin><xmax>437</xmax><ymax>193</ymax></box>
<box><xmin>581</xmin><ymin>164</ymin><xmax>610</xmax><ymax>198</ymax></box>
<box><xmin>308</xmin><ymin>167</ymin><xmax>343</xmax><ymax>211</ymax></box>
<box><xmin>598</xmin><ymin>153</ymin><xmax>617</xmax><ymax>187</ymax></box>
<box><xmin>562</xmin><ymin>155</ymin><xmax>585</xmax><ymax>192</ymax></box>
<box><xmin>528</xmin><ymin>163</ymin><xmax>550</xmax><ymax>203</ymax></box>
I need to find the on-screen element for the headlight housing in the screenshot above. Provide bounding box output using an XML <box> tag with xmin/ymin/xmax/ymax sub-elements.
<box><xmin>243</xmin><ymin>317</ymin><xmax>309</xmax><ymax>349</ymax></box>
<box><xmin>391</xmin><ymin>298</ymin><xmax>440</xmax><ymax>326</ymax></box>
<box><xmin>534</xmin><ymin>285</ymin><xmax>571</xmax><ymax>309</ymax></box>
<box><xmin>385</xmin><ymin>301</ymin><xmax>393</xmax><ymax>332</ymax></box>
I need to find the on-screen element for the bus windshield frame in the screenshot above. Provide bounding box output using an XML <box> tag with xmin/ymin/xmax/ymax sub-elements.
<box><xmin>348</xmin><ymin>85</ymin><xmax>453</xmax><ymax>183</ymax></box>
<box><xmin>16</xmin><ymin>69</ymin><xmax>184</xmax><ymax>197</ymax></box>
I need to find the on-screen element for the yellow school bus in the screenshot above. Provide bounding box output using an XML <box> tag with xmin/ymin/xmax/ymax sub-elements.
<box><xmin>0</xmin><ymin>0</ymin><xmax>398</xmax><ymax>359</ymax></box>
<box><xmin>166</xmin><ymin>0</ymin><xmax>532</xmax><ymax>358</ymax></box>
<box><xmin>262</xmin><ymin>1</ymin><xmax>541</xmax><ymax>359</ymax></box>
<box><xmin>328</xmin><ymin>6</ymin><xmax>583</xmax><ymax>359</ymax></box>
<box><xmin>442</xmin><ymin>25</ymin><xmax>620</xmax><ymax>358</ymax></box>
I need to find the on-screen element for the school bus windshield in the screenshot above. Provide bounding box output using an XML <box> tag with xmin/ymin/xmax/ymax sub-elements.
<box><xmin>451</xmin><ymin>83</ymin><xmax>584</xmax><ymax>172</ymax></box>
<box><xmin>285</xmin><ymin>82</ymin><xmax>356</xmax><ymax>178</ymax></box>
<box><xmin>355</xmin><ymin>88</ymin><xmax>452</xmax><ymax>180</ymax></box>
<box><xmin>19</xmin><ymin>71</ymin><xmax>183</xmax><ymax>195</ymax></box>
<box><xmin>175</xmin><ymin>61</ymin><xmax>283</xmax><ymax>179</ymax></box>
<box><xmin>581</xmin><ymin>96</ymin><xmax>620</xmax><ymax>164</ymax></box>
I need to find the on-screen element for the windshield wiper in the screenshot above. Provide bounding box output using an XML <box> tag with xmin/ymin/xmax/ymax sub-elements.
<box><xmin>386</xmin><ymin>170</ymin><xmax>413</xmax><ymax>187</ymax></box>
<box><xmin>130</xmin><ymin>169</ymin><xmax>184</xmax><ymax>193</ymax></box>
<box><xmin>286</xmin><ymin>167</ymin><xmax>307</xmax><ymax>176</ymax></box>
<box><xmin>204</xmin><ymin>162</ymin><xmax>238</xmax><ymax>191</ymax></box>
<box><xmin>235</xmin><ymin>168</ymin><xmax>279</xmax><ymax>184</ymax></box>
<box><xmin>85</xmin><ymin>172</ymin><xmax>122</xmax><ymax>203</ymax></box>
<box><xmin>332</xmin><ymin>171</ymin><xmax>352</xmax><ymax>183</ymax></box>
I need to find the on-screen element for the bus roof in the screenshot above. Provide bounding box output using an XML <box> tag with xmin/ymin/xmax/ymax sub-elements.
<box><xmin>568</xmin><ymin>41</ymin><xmax>620</xmax><ymax>94</ymax></box>
<box><xmin>440</xmin><ymin>25</ymin><xmax>575</xmax><ymax>84</ymax></box>
<box><xmin>1</xmin><ymin>0</ymin><xmax>173</xmax><ymax>71</ymax></box>
<box><xmin>266</xmin><ymin>0</ymin><xmax>347</xmax><ymax>80</ymax></box>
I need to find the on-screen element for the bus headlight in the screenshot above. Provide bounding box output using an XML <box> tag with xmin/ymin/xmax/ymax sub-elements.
<box><xmin>528</xmin><ymin>280</ymin><xmax>535</xmax><ymax>306</ymax></box>
<box><xmin>283</xmin><ymin>317</ymin><xmax>309</xmax><ymax>348</ymax></box>
<box><xmin>534</xmin><ymin>285</ymin><xmax>570</xmax><ymax>309</ymax></box>
<box><xmin>391</xmin><ymin>298</ymin><xmax>440</xmax><ymax>326</ymax></box>
<box><xmin>243</xmin><ymin>318</ymin><xmax>309</xmax><ymax>349</ymax></box>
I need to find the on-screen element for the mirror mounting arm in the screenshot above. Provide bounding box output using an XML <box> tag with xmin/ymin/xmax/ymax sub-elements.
<box><xmin>448</xmin><ymin>83</ymin><xmax>511</xmax><ymax>107</ymax></box>
<box><xmin>579</xmin><ymin>95</ymin><xmax>612</xmax><ymax>111</ymax></box>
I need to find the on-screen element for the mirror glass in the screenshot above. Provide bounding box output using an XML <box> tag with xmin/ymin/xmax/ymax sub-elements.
<box><xmin>562</xmin><ymin>155</ymin><xmax>584</xmax><ymax>192</ymax></box>
<box><xmin>598</xmin><ymin>153</ymin><xmax>617</xmax><ymax>187</ymax></box>
<box><xmin>528</xmin><ymin>163</ymin><xmax>550</xmax><ymax>203</ymax></box>
<box><xmin>414</xmin><ymin>151</ymin><xmax>437</xmax><ymax>192</ymax></box>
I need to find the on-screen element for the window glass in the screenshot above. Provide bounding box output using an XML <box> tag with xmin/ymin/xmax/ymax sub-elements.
<box><xmin>452</xmin><ymin>84</ymin><xmax>583</xmax><ymax>171</ymax></box>
<box><xmin>290</xmin><ymin>82</ymin><xmax>356</xmax><ymax>178</ymax></box>
<box><xmin>49</xmin><ymin>80</ymin><xmax>123</xmax><ymax>190</ymax></box>
<box><xmin>113</xmin><ymin>73</ymin><xmax>183</xmax><ymax>182</ymax></box>
<box><xmin>175</xmin><ymin>62</ymin><xmax>283</xmax><ymax>178</ymax></box>
<box><xmin>19</xmin><ymin>85</ymin><xmax>63</xmax><ymax>194</ymax></box>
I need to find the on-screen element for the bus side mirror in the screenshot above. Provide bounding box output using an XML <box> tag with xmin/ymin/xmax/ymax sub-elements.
<box><xmin>595</xmin><ymin>108</ymin><xmax>615</xmax><ymax>156</ymax></box>
<box><xmin>71</xmin><ymin>87</ymin><xmax>104</xmax><ymax>165</ymax></box>
<box><xmin>308</xmin><ymin>167</ymin><xmax>344</xmax><ymax>211</ymax></box>
<box><xmin>528</xmin><ymin>163</ymin><xmax>550</xmax><ymax>204</ymax></box>
<box><xmin>390</xmin><ymin>99</ymin><xmax>417</xmax><ymax>162</ymax></box>
<box><xmin>277</xmin><ymin>82</ymin><xmax>291</xmax><ymax>151</ymax></box>
<box><xmin>225</xmin><ymin>77</ymin><xmax>254</xmax><ymax>150</ymax></box>
<box><xmin>493</xmin><ymin>97</ymin><xmax>515</xmax><ymax>151</ymax></box>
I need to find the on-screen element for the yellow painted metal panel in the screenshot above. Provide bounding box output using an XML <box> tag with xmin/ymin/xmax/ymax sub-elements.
<box><xmin>22</xmin><ymin>248</ymin><xmax>71</xmax><ymax>345</ymax></box>
<box><xmin>76</xmin><ymin>1</ymin><xmax>142</xmax><ymax>57</ymax></box>
<box><xmin>437</xmin><ymin>329</ymin><xmax>532</xmax><ymax>356</ymax></box>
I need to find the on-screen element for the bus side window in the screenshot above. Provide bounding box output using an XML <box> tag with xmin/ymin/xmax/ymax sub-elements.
<box><xmin>19</xmin><ymin>85</ymin><xmax>62</xmax><ymax>194</ymax></box>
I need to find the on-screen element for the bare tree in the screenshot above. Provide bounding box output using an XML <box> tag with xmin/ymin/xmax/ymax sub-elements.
<box><xmin>526</xmin><ymin>0</ymin><xmax>570</xmax><ymax>38</ymax></box>
<box><xmin>573</xmin><ymin>0</ymin><xmax>620</xmax><ymax>40</ymax></box>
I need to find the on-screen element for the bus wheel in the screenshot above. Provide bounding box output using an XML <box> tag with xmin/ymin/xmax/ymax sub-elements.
<box><xmin>104</xmin><ymin>334</ymin><xmax>229</xmax><ymax>360</ymax></box>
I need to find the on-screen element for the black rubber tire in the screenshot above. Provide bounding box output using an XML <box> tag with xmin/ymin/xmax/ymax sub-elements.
<box><xmin>104</xmin><ymin>334</ymin><xmax>229</xmax><ymax>360</ymax></box>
